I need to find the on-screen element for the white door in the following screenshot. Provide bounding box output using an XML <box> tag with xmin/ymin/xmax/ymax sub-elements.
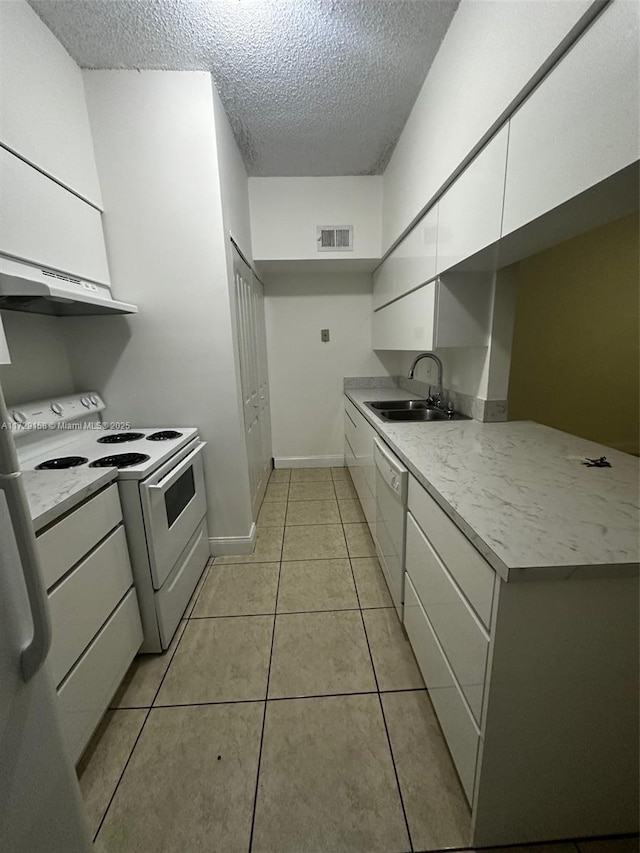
<box><xmin>233</xmin><ymin>246</ymin><xmax>271</xmax><ymax>517</ymax></box>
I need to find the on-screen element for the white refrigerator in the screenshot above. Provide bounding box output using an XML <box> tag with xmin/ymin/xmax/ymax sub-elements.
<box><xmin>0</xmin><ymin>380</ymin><xmax>92</xmax><ymax>852</ymax></box>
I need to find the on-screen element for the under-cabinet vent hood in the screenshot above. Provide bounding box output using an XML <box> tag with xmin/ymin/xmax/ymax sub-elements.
<box><xmin>0</xmin><ymin>256</ymin><xmax>138</xmax><ymax>316</ymax></box>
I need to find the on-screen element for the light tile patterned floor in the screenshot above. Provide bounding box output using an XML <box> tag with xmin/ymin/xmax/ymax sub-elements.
<box><xmin>80</xmin><ymin>467</ymin><xmax>639</xmax><ymax>853</ymax></box>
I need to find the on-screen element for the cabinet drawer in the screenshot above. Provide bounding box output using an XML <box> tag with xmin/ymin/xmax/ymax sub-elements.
<box><xmin>344</xmin><ymin>405</ymin><xmax>359</xmax><ymax>455</ymax></box>
<box><xmin>406</xmin><ymin>512</ymin><xmax>489</xmax><ymax>723</ymax></box>
<box><xmin>57</xmin><ymin>589</ymin><xmax>142</xmax><ymax>764</ymax></box>
<box><xmin>408</xmin><ymin>477</ymin><xmax>494</xmax><ymax>628</ymax></box>
<box><xmin>48</xmin><ymin>526</ymin><xmax>133</xmax><ymax>686</ymax></box>
<box><xmin>37</xmin><ymin>483</ymin><xmax>122</xmax><ymax>589</ymax></box>
<box><xmin>404</xmin><ymin>575</ymin><xmax>479</xmax><ymax>803</ymax></box>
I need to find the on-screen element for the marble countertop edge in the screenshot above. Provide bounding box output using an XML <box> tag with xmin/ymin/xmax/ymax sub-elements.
<box><xmin>23</xmin><ymin>467</ymin><xmax>119</xmax><ymax>533</ymax></box>
<box><xmin>344</xmin><ymin>386</ymin><xmax>640</xmax><ymax>581</ymax></box>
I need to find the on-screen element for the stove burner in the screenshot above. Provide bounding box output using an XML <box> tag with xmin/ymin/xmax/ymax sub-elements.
<box><xmin>90</xmin><ymin>453</ymin><xmax>150</xmax><ymax>469</ymax></box>
<box><xmin>36</xmin><ymin>456</ymin><xmax>89</xmax><ymax>470</ymax></box>
<box><xmin>147</xmin><ymin>430</ymin><xmax>183</xmax><ymax>441</ymax></box>
<box><xmin>98</xmin><ymin>432</ymin><xmax>145</xmax><ymax>444</ymax></box>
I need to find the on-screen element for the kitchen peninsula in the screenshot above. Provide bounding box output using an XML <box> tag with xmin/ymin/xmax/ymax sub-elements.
<box><xmin>345</xmin><ymin>382</ymin><xmax>639</xmax><ymax>846</ymax></box>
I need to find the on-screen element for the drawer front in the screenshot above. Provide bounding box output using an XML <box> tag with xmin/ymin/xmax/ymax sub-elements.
<box><xmin>344</xmin><ymin>432</ymin><xmax>356</xmax><ymax>471</ymax></box>
<box><xmin>406</xmin><ymin>512</ymin><xmax>488</xmax><ymax>723</ymax></box>
<box><xmin>48</xmin><ymin>526</ymin><xmax>133</xmax><ymax>686</ymax></box>
<box><xmin>57</xmin><ymin>589</ymin><xmax>142</xmax><ymax>764</ymax></box>
<box><xmin>344</xmin><ymin>405</ymin><xmax>359</xmax><ymax>456</ymax></box>
<box><xmin>404</xmin><ymin>575</ymin><xmax>480</xmax><ymax>803</ymax></box>
<box><xmin>408</xmin><ymin>477</ymin><xmax>494</xmax><ymax>628</ymax></box>
<box><xmin>344</xmin><ymin>397</ymin><xmax>362</xmax><ymax>431</ymax></box>
<box><xmin>38</xmin><ymin>483</ymin><xmax>122</xmax><ymax>589</ymax></box>
<box><xmin>156</xmin><ymin>519</ymin><xmax>210</xmax><ymax>649</ymax></box>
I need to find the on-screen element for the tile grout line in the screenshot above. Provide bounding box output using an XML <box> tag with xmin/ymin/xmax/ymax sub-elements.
<box><xmin>189</xmin><ymin>604</ymin><xmax>393</xmax><ymax>620</ymax></box>
<box><xmin>247</xmin><ymin>553</ymin><xmax>283</xmax><ymax>853</ymax></box>
<box><xmin>347</xmin><ymin>553</ymin><xmax>415</xmax><ymax>853</ymax></box>
<box><xmin>91</xmin><ymin>597</ymin><xmax>195</xmax><ymax>843</ymax></box>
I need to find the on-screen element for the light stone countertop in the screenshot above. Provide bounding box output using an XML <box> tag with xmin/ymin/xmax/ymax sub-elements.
<box><xmin>23</xmin><ymin>467</ymin><xmax>118</xmax><ymax>533</ymax></box>
<box><xmin>345</xmin><ymin>387</ymin><xmax>640</xmax><ymax>581</ymax></box>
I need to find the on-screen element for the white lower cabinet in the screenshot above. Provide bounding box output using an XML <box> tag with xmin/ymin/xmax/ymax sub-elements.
<box><xmin>403</xmin><ymin>472</ymin><xmax>639</xmax><ymax>845</ymax></box>
<box><xmin>48</xmin><ymin>526</ymin><xmax>133</xmax><ymax>686</ymax></box>
<box><xmin>405</xmin><ymin>512</ymin><xmax>489</xmax><ymax>723</ymax></box>
<box><xmin>37</xmin><ymin>483</ymin><xmax>143</xmax><ymax>763</ymax></box>
<box><xmin>404</xmin><ymin>575</ymin><xmax>480</xmax><ymax>801</ymax></box>
<box><xmin>344</xmin><ymin>397</ymin><xmax>376</xmax><ymax>534</ymax></box>
<box><xmin>57</xmin><ymin>590</ymin><xmax>142</xmax><ymax>763</ymax></box>
<box><xmin>372</xmin><ymin>271</ymin><xmax>492</xmax><ymax>351</ymax></box>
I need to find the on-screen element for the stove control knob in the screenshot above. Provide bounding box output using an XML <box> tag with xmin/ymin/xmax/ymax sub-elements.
<box><xmin>89</xmin><ymin>395</ymin><xmax>99</xmax><ymax>406</ymax></box>
<box><xmin>51</xmin><ymin>403</ymin><xmax>63</xmax><ymax>416</ymax></box>
<box><xmin>81</xmin><ymin>396</ymin><xmax>91</xmax><ymax>408</ymax></box>
<box><xmin>11</xmin><ymin>410</ymin><xmax>27</xmax><ymax>425</ymax></box>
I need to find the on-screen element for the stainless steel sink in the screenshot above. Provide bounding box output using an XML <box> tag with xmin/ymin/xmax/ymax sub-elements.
<box><xmin>364</xmin><ymin>401</ymin><xmax>470</xmax><ymax>422</ymax></box>
<box><xmin>367</xmin><ymin>400</ymin><xmax>430</xmax><ymax>410</ymax></box>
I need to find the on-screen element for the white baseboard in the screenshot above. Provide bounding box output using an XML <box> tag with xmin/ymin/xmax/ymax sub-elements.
<box><xmin>273</xmin><ymin>455</ymin><xmax>345</xmax><ymax>469</ymax></box>
<box><xmin>209</xmin><ymin>523</ymin><xmax>256</xmax><ymax>556</ymax></box>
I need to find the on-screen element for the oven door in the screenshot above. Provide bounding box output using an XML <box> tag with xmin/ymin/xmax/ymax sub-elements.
<box><xmin>140</xmin><ymin>440</ymin><xmax>207</xmax><ymax>590</ymax></box>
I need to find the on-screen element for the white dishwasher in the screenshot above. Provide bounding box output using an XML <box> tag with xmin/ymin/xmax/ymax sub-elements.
<box><xmin>373</xmin><ymin>437</ymin><xmax>408</xmax><ymax>620</ymax></box>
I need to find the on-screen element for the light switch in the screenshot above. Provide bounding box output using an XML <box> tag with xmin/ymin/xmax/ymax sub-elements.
<box><xmin>321</xmin><ymin>329</ymin><xmax>330</xmax><ymax>342</ymax></box>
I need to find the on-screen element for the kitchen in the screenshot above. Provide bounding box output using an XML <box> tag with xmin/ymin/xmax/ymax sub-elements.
<box><xmin>0</xmin><ymin>1</ymin><xmax>638</xmax><ymax>852</ymax></box>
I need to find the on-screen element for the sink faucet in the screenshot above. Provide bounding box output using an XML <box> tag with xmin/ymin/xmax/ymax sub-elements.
<box><xmin>407</xmin><ymin>352</ymin><xmax>445</xmax><ymax>406</ymax></box>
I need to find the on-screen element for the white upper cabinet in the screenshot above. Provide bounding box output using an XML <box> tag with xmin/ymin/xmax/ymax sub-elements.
<box><xmin>373</xmin><ymin>205</ymin><xmax>438</xmax><ymax>310</ymax></box>
<box><xmin>436</xmin><ymin>125</ymin><xmax>509</xmax><ymax>275</ymax></box>
<box><xmin>372</xmin><ymin>272</ymin><xmax>492</xmax><ymax>351</ymax></box>
<box><xmin>0</xmin><ymin>148</ymin><xmax>110</xmax><ymax>285</ymax></box>
<box><xmin>0</xmin><ymin>1</ymin><xmax>103</xmax><ymax>207</ymax></box>
<box><xmin>502</xmin><ymin>0</ymin><xmax>639</xmax><ymax>236</ymax></box>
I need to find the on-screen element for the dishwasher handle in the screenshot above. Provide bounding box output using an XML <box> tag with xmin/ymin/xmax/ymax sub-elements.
<box><xmin>373</xmin><ymin>437</ymin><xmax>408</xmax><ymax>504</ymax></box>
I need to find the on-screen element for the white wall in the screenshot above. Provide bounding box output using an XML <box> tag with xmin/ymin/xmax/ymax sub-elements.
<box><xmin>0</xmin><ymin>310</ymin><xmax>75</xmax><ymax>405</ymax></box>
<box><xmin>264</xmin><ymin>272</ymin><xmax>396</xmax><ymax>464</ymax></box>
<box><xmin>249</xmin><ymin>176</ymin><xmax>382</xmax><ymax>260</ymax></box>
<box><xmin>63</xmin><ymin>70</ymin><xmax>254</xmax><ymax>547</ymax></box>
<box><xmin>211</xmin><ymin>84</ymin><xmax>253</xmax><ymax>263</ymax></box>
<box><xmin>382</xmin><ymin>0</ymin><xmax>593</xmax><ymax>251</ymax></box>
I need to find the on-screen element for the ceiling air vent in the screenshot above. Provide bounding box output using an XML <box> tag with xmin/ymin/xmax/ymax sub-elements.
<box><xmin>317</xmin><ymin>225</ymin><xmax>354</xmax><ymax>252</ymax></box>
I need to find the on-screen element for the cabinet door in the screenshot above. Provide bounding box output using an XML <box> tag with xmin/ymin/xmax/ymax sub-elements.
<box><xmin>502</xmin><ymin>0</ymin><xmax>639</xmax><ymax>236</ymax></box>
<box><xmin>436</xmin><ymin>125</ymin><xmax>509</xmax><ymax>274</ymax></box>
<box><xmin>0</xmin><ymin>1</ymin><xmax>103</xmax><ymax>206</ymax></box>
<box><xmin>372</xmin><ymin>282</ymin><xmax>436</xmax><ymax>350</ymax></box>
<box><xmin>0</xmin><ymin>148</ymin><xmax>111</xmax><ymax>286</ymax></box>
<box><xmin>373</xmin><ymin>205</ymin><xmax>438</xmax><ymax>310</ymax></box>
<box><xmin>433</xmin><ymin>271</ymin><xmax>492</xmax><ymax>349</ymax></box>
<box><xmin>344</xmin><ymin>398</ymin><xmax>376</xmax><ymax>530</ymax></box>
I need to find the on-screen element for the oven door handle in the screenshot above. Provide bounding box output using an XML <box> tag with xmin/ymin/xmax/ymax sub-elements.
<box><xmin>146</xmin><ymin>441</ymin><xmax>207</xmax><ymax>492</ymax></box>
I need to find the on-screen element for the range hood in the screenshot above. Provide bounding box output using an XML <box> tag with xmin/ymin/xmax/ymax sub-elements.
<box><xmin>0</xmin><ymin>256</ymin><xmax>138</xmax><ymax>316</ymax></box>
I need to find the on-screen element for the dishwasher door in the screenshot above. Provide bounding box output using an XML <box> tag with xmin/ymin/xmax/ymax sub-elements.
<box><xmin>373</xmin><ymin>438</ymin><xmax>408</xmax><ymax>620</ymax></box>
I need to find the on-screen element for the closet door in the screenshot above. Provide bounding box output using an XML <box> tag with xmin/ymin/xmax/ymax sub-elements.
<box><xmin>233</xmin><ymin>246</ymin><xmax>271</xmax><ymax>517</ymax></box>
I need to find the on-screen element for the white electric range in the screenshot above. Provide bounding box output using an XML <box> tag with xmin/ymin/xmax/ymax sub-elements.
<box><xmin>13</xmin><ymin>392</ymin><xmax>210</xmax><ymax>652</ymax></box>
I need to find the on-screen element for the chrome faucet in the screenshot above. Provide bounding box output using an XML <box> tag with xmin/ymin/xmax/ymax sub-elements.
<box><xmin>407</xmin><ymin>352</ymin><xmax>446</xmax><ymax>408</ymax></box>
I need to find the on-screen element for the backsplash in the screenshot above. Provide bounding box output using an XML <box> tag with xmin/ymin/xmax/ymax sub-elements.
<box><xmin>344</xmin><ymin>376</ymin><xmax>508</xmax><ymax>422</ymax></box>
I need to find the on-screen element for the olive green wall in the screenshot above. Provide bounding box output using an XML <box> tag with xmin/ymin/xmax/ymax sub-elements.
<box><xmin>507</xmin><ymin>212</ymin><xmax>639</xmax><ymax>455</ymax></box>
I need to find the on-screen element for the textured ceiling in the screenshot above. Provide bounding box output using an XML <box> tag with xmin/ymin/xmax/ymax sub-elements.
<box><xmin>28</xmin><ymin>0</ymin><xmax>459</xmax><ymax>176</ymax></box>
